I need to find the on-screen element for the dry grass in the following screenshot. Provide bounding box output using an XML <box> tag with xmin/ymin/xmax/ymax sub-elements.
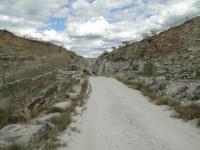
<box><xmin>56</xmin><ymin>79</ymin><xmax>89</xmax><ymax>131</ymax></box>
<box><xmin>40</xmin><ymin>104</ymin><xmax>75</xmax><ymax>150</ymax></box>
<box><xmin>46</xmin><ymin>107</ymin><xmax>63</xmax><ymax>114</ymax></box>
<box><xmin>42</xmin><ymin>141</ymin><xmax>60</xmax><ymax>150</ymax></box>
<box><xmin>70</xmin><ymin>127</ymin><xmax>80</xmax><ymax>133</ymax></box>
<box><xmin>41</xmin><ymin>79</ymin><xmax>89</xmax><ymax>149</ymax></box>
<box><xmin>1</xmin><ymin>78</ymin><xmax>89</xmax><ymax>149</ymax></box>
<box><xmin>38</xmin><ymin>127</ymin><xmax>60</xmax><ymax>150</ymax></box>
<box><xmin>117</xmin><ymin>77</ymin><xmax>200</xmax><ymax>126</ymax></box>
<box><xmin>55</xmin><ymin>104</ymin><xmax>74</xmax><ymax>131</ymax></box>
<box><xmin>0</xmin><ymin>109</ymin><xmax>27</xmax><ymax>129</ymax></box>
<box><xmin>77</xmin><ymin>80</ymin><xmax>89</xmax><ymax>107</ymax></box>
<box><xmin>3</xmin><ymin>143</ymin><xmax>25</xmax><ymax>150</ymax></box>
<box><xmin>174</xmin><ymin>105</ymin><xmax>200</xmax><ymax>120</ymax></box>
<box><xmin>30</xmin><ymin>106</ymin><xmax>48</xmax><ymax>118</ymax></box>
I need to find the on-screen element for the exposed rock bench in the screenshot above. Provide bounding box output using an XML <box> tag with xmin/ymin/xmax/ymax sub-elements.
<box><xmin>31</xmin><ymin>113</ymin><xmax>61</xmax><ymax>127</ymax></box>
<box><xmin>73</xmin><ymin>84</ymin><xmax>82</xmax><ymax>93</ymax></box>
<box><xmin>0</xmin><ymin>124</ymin><xmax>46</xmax><ymax>149</ymax></box>
<box><xmin>68</xmin><ymin>92</ymin><xmax>80</xmax><ymax>100</ymax></box>
<box><xmin>52</xmin><ymin>101</ymin><xmax>72</xmax><ymax>112</ymax></box>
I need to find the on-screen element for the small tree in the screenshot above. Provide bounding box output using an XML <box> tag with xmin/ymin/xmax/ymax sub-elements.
<box><xmin>70</xmin><ymin>65</ymin><xmax>79</xmax><ymax>71</ymax></box>
<box><xmin>142</xmin><ymin>33</ymin><xmax>150</xmax><ymax>39</ymax></box>
<box><xmin>103</xmin><ymin>50</ymin><xmax>108</xmax><ymax>54</ymax></box>
<box><xmin>111</xmin><ymin>46</ymin><xmax>116</xmax><ymax>51</ymax></box>
<box><xmin>122</xmin><ymin>41</ymin><xmax>130</xmax><ymax>47</ymax></box>
<box><xmin>150</xmin><ymin>29</ymin><xmax>158</xmax><ymax>36</ymax></box>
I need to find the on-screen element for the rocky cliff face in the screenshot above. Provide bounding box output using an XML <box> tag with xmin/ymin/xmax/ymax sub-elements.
<box><xmin>0</xmin><ymin>30</ymin><xmax>87</xmax><ymax>114</ymax></box>
<box><xmin>0</xmin><ymin>30</ymin><xmax>91</xmax><ymax>149</ymax></box>
<box><xmin>94</xmin><ymin>16</ymin><xmax>200</xmax><ymax>104</ymax></box>
<box><xmin>0</xmin><ymin>30</ymin><xmax>86</xmax><ymax>84</ymax></box>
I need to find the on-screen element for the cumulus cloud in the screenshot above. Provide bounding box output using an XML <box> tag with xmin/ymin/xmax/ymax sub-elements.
<box><xmin>67</xmin><ymin>16</ymin><xmax>109</xmax><ymax>38</ymax></box>
<box><xmin>0</xmin><ymin>0</ymin><xmax>67</xmax><ymax>34</ymax></box>
<box><xmin>71</xmin><ymin>0</ymin><xmax>133</xmax><ymax>19</ymax></box>
<box><xmin>0</xmin><ymin>0</ymin><xmax>200</xmax><ymax>57</ymax></box>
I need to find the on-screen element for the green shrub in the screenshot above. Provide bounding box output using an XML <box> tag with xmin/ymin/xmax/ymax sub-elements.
<box><xmin>0</xmin><ymin>109</ymin><xmax>12</xmax><ymax>119</ymax></box>
<box><xmin>0</xmin><ymin>109</ymin><xmax>27</xmax><ymax>129</ymax></box>
<box><xmin>65</xmin><ymin>94</ymin><xmax>70</xmax><ymax>99</ymax></box>
<box><xmin>47</xmin><ymin>107</ymin><xmax>63</xmax><ymax>114</ymax></box>
<box><xmin>143</xmin><ymin>62</ymin><xmax>153</xmax><ymax>76</ymax></box>
<box><xmin>56</xmin><ymin>110</ymin><xmax>72</xmax><ymax>131</ymax></box>
<box><xmin>4</xmin><ymin>143</ymin><xmax>24</xmax><ymax>150</ymax></box>
<box><xmin>70</xmin><ymin>65</ymin><xmax>79</xmax><ymax>71</ymax></box>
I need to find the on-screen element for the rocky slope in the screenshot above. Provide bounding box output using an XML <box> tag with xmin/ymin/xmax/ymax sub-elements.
<box><xmin>0</xmin><ymin>30</ymin><xmax>88</xmax><ymax>123</ymax></box>
<box><xmin>0</xmin><ymin>30</ymin><xmax>91</xmax><ymax>149</ymax></box>
<box><xmin>0</xmin><ymin>30</ymin><xmax>86</xmax><ymax>83</ymax></box>
<box><xmin>94</xmin><ymin>16</ymin><xmax>200</xmax><ymax>105</ymax></box>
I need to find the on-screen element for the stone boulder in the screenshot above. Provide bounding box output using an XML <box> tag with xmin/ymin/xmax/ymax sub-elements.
<box><xmin>52</xmin><ymin>101</ymin><xmax>71</xmax><ymax>112</ymax></box>
<box><xmin>0</xmin><ymin>124</ymin><xmax>46</xmax><ymax>149</ymax></box>
<box><xmin>68</xmin><ymin>92</ymin><xmax>80</xmax><ymax>100</ymax></box>
<box><xmin>193</xmin><ymin>85</ymin><xmax>200</xmax><ymax>95</ymax></box>
<box><xmin>72</xmin><ymin>84</ymin><xmax>82</xmax><ymax>93</ymax></box>
<box><xmin>31</xmin><ymin>113</ymin><xmax>61</xmax><ymax>126</ymax></box>
<box><xmin>150</xmin><ymin>82</ymin><xmax>166</xmax><ymax>92</ymax></box>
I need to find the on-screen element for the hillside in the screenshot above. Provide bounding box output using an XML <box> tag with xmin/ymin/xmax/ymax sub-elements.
<box><xmin>0</xmin><ymin>30</ymin><xmax>86</xmax><ymax>85</ymax></box>
<box><xmin>0</xmin><ymin>29</ymin><xmax>92</xmax><ymax>150</ymax></box>
<box><xmin>94</xmin><ymin>16</ymin><xmax>200</xmax><ymax>106</ymax></box>
<box><xmin>0</xmin><ymin>30</ymin><xmax>88</xmax><ymax>123</ymax></box>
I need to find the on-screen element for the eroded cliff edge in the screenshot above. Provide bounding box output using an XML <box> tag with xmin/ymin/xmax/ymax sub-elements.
<box><xmin>94</xmin><ymin>16</ymin><xmax>200</xmax><ymax>106</ymax></box>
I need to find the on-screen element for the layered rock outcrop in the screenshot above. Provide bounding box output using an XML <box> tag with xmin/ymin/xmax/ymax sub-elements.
<box><xmin>94</xmin><ymin>16</ymin><xmax>200</xmax><ymax>104</ymax></box>
<box><xmin>0</xmin><ymin>124</ymin><xmax>46</xmax><ymax>149</ymax></box>
<box><xmin>0</xmin><ymin>29</ymin><xmax>91</xmax><ymax>149</ymax></box>
<box><xmin>0</xmin><ymin>30</ymin><xmax>87</xmax><ymax>113</ymax></box>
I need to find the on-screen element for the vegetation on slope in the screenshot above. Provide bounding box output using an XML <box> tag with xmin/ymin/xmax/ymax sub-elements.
<box><xmin>117</xmin><ymin>77</ymin><xmax>200</xmax><ymax>127</ymax></box>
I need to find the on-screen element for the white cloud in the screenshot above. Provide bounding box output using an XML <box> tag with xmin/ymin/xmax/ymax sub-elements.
<box><xmin>71</xmin><ymin>0</ymin><xmax>134</xmax><ymax>19</ymax></box>
<box><xmin>67</xmin><ymin>16</ymin><xmax>109</xmax><ymax>38</ymax></box>
<box><xmin>0</xmin><ymin>0</ymin><xmax>200</xmax><ymax>58</ymax></box>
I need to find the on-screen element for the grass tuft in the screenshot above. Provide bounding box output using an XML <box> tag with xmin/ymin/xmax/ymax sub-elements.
<box><xmin>41</xmin><ymin>79</ymin><xmax>89</xmax><ymax>149</ymax></box>
<box><xmin>3</xmin><ymin>143</ymin><xmax>25</xmax><ymax>150</ymax></box>
<box><xmin>0</xmin><ymin>109</ymin><xmax>27</xmax><ymax>129</ymax></box>
<box><xmin>47</xmin><ymin>107</ymin><xmax>63</xmax><ymax>114</ymax></box>
<box><xmin>197</xmin><ymin>120</ymin><xmax>200</xmax><ymax>127</ymax></box>
<box><xmin>174</xmin><ymin>105</ymin><xmax>200</xmax><ymax>120</ymax></box>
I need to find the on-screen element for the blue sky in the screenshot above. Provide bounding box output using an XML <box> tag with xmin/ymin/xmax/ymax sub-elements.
<box><xmin>38</xmin><ymin>17</ymin><xmax>67</xmax><ymax>32</ymax></box>
<box><xmin>0</xmin><ymin>0</ymin><xmax>200</xmax><ymax>57</ymax></box>
<box><xmin>47</xmin><ymin>17</ymin><xmax>67</xmax><ymax>31</ymax></box>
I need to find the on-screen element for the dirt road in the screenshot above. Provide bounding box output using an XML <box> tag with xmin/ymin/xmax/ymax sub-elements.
<box><xmin>59</xmin><ymin>77</ymin><xmax>200</xmax><ymax>150</ymax></box>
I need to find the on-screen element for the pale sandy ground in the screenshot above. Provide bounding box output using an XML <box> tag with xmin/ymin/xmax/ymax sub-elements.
<box><xmin>58</xmin><ymin>77</ymin><xmax>200</xmax><ymax>150</ymax></box>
